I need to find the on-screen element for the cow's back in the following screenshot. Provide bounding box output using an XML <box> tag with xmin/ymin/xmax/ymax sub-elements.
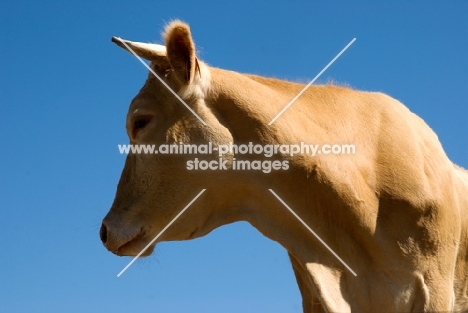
<box><xmin>299</xmin><ymin>87</ymin><xmax>467</xmax><ymax>310</ymax></box>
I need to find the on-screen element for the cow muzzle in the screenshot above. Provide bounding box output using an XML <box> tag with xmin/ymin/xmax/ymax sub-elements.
<box><xmin>99</xmin><ymin>217</ymin><xmax>152</xmax><ymax>256</ymax></box>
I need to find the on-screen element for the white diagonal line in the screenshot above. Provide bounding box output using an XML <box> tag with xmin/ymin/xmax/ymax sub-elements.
<box><xmin>268</xmin><ymin>38</ymin><xmax>356</xmax><ymax>125</ymax></box>
<box><xmin>269</xmin><ymin>189</ymin><xmax>357</xmax><ymax>276</ymax></box>
<box><xmin>115</xmin><ymin>38</ymin><xmax>207</xmax><ymax>126</ymax></box>
<box><xmin>117</xmin><ymin>189</ymin><xmax>206</xmax><ymax>277</ymax></box>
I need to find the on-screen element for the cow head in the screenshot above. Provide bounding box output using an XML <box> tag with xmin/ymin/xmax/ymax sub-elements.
<box><xmin>100</xmin><ymin>21</ymin><xmax>235</xmax><ymax>257</ymax></box>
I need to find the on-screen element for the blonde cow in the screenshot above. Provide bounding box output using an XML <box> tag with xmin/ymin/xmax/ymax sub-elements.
<box><xmin>100</xmin><ymin>21</ymin><xmax>468</xmax><ymax>312</ymax></box>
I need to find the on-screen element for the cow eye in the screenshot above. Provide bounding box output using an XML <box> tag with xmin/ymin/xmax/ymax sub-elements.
<box><xmin>134</xmin><ymin>116</ymin><xmax>150</xmax><ymax>130</ymax></box>
<box><xmin>132</xmin><ymin>115</ymin><xmax>153</xmax><ymax>138</ymax></box>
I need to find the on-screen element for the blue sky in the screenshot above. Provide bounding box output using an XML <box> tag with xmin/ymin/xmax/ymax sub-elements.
<box><xmin>1</xmin><ymin>1</ymin><xmax>467</xmax><ymax>312</ymax></box>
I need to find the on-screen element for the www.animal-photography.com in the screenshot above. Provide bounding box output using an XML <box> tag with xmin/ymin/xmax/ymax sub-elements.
<box><xmin>1</xmin><ymin>1</ymin><xmax>467</xmax><ymax>312</ymax></box>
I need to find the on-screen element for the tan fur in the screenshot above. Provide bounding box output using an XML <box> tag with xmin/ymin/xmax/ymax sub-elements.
<box><xmin>101</xmin><ymin>21</ymin><xmax>468</xmax><ymax>312</ymax></box>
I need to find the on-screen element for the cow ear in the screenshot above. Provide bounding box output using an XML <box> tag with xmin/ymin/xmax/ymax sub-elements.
<box><xmin>163</xmin><ymin>21</ymin><xmax>197</xmax><ymax>85</ymax></box>
<box><xmin>111</xmin><ymin>37</ymin><xmax>169</xmax><ymax>67</ymax></box>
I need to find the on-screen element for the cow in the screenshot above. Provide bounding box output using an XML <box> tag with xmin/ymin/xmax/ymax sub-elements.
<box><xmin>100</xmin><ymin>20</ymin><xmax>468</xmax><ymax>312</ymax></box>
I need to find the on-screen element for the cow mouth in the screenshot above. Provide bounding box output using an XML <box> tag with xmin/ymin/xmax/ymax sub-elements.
<box><xmin>115</xmin><ymin>229</ymin><xmax>155</xmax><ymax>257</ymax></box>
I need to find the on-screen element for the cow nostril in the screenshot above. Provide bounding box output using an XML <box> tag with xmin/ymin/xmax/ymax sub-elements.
<box><xmin>100</xmin><ymin>223</ymin><xmax>107</xmax><ymax>244</ymax></box>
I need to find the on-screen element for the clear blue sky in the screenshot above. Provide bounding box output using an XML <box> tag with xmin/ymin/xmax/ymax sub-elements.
<box><xmin>1</xmin><ymin>1</ymin><xmax>467</xmax><ymax>312</ymax></box>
